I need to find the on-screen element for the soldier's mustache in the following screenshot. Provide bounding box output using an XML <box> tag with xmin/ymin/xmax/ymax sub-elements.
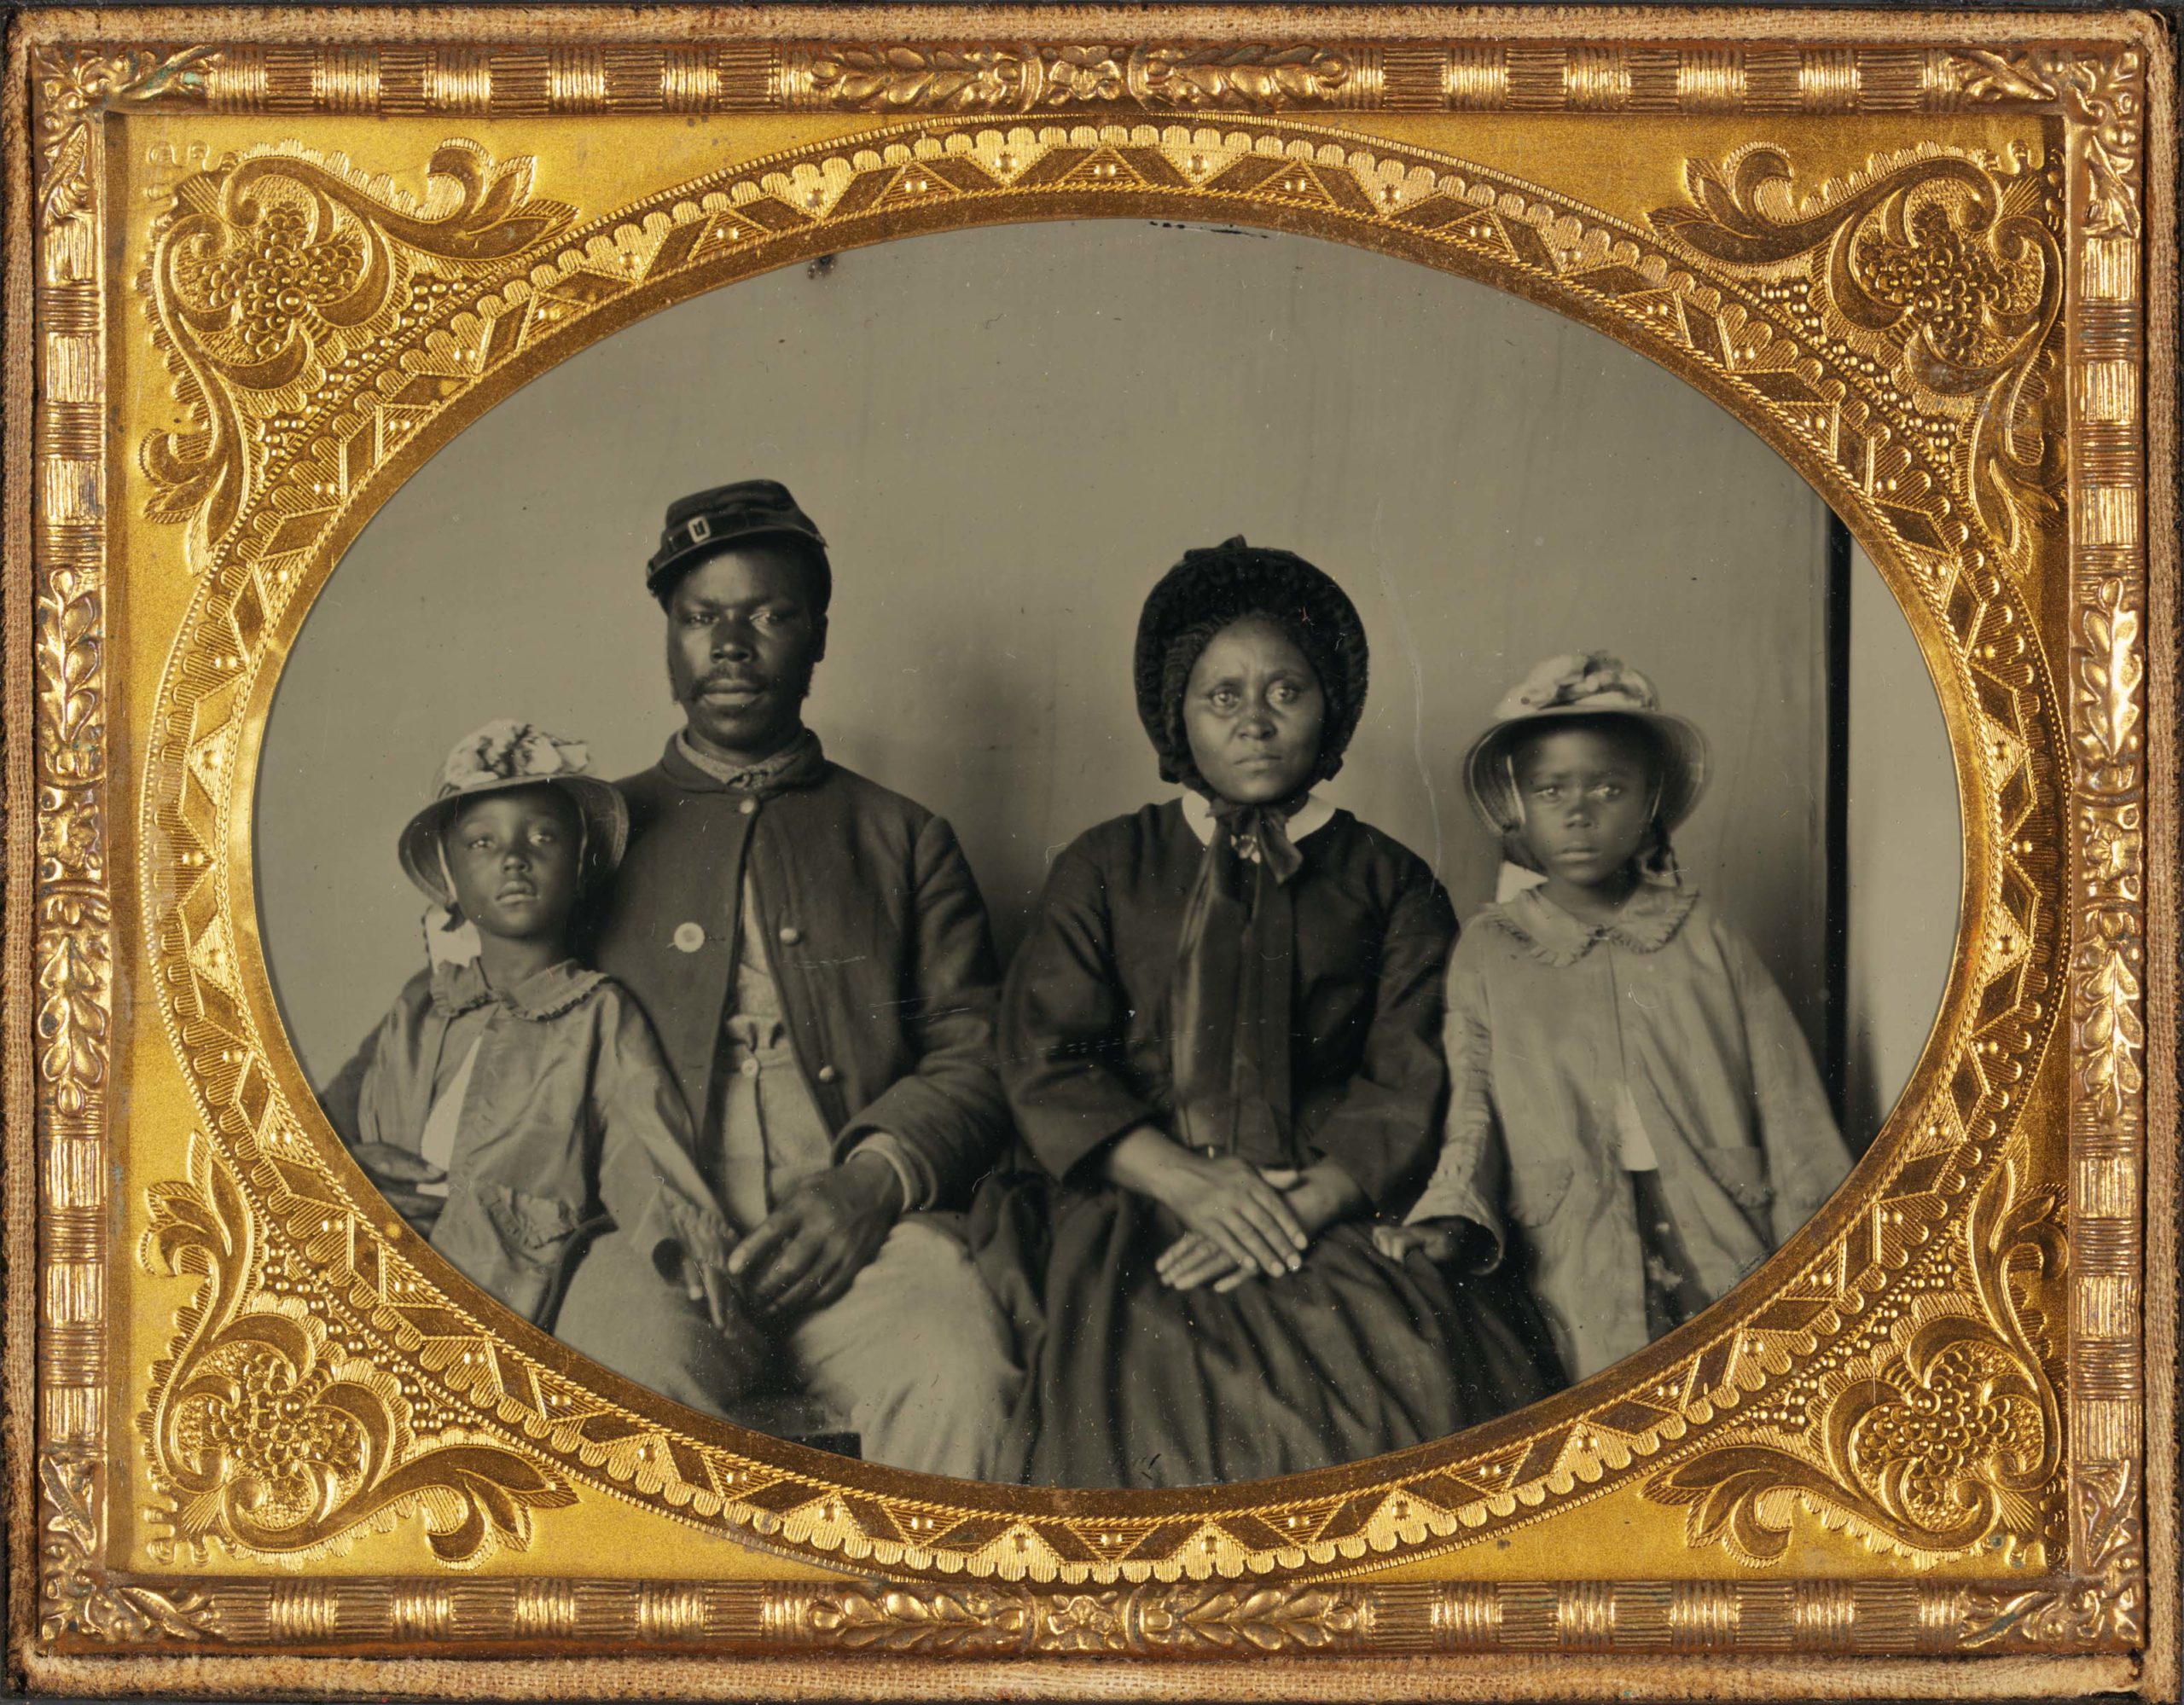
<box><xmin>694</xmin><ymin>670</ymin><xmax>775</xmax><ymax>693</ymax></box>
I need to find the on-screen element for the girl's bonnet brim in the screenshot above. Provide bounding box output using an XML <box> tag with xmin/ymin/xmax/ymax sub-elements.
<box><xmin>1464</xmin><ymin>702</ymin><xmax>1710</xmax><ymax>837</ymax></box>
<box><xmin>397</xmin><ymin>773</ymin><xmax>629</xmax><ymax>906</ymax></box>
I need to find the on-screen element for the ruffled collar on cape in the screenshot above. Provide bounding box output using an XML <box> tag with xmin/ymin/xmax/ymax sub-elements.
<box><xmin>428</xmin><ymin>955</ymin><xmax>606</xmax><ymax>1022</ymax></box>
<box><xmin>1478</xmin><ymin>883</ymin><xmax>1701</xmax><ymax>968</ymax></box>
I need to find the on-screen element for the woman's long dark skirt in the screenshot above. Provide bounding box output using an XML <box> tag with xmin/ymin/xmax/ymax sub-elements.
<box><xmin>976</xmin><ymin>1177</ymin><xmax>1566</xmax><ymax>1489</ymax></box>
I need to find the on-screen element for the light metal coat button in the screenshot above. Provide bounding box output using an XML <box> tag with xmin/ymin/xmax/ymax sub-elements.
<box><xmin>739</xmin><ymin>1057</ymin><xmax>761</xmax><ymax>1078</ymax></box>
<box><xmin>816</xmin><ymin>1064</ymin><xmax>839</xmax><ymax>1085</ymax></box>
<box><xmin>737</xmin><ymin>797</ymin><xmax>758</xmax><ymax>816</ymax></box>
<box><xmin>777</xmin><ymin>925</ymin><xmax>803</xmax><ymax>946</ymax></box>
<box><xmin>671</xmin><ymin>921</ymin><xmax>706</xmax><ymax>954</ymax></box>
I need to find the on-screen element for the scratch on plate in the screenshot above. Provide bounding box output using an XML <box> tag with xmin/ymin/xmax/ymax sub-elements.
<box><xmin>1371</xmin><ymin>516</ymin><xmax>1444</xmax><ymax>879</ymax></box>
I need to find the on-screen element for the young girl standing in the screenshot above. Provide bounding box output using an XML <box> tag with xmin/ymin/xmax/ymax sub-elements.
<box><xmin>1375</xmin><ymin>654</ymin><xmax>1854</xmax><ymax>1383</ymax></box>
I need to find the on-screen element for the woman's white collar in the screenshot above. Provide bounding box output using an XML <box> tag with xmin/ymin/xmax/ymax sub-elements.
<box><xmin>1180</xmin><ymin>792</ymin><xmax>1337</xmax><ymax>846</ymax></box>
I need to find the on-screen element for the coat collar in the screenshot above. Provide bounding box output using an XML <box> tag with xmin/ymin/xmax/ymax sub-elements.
<box><xmin>658</xmin><ymin>728</ymin><xmax>830</xmax><ymax>796</ymax></box>
<box><xmin>1179</xmin><ymin>791</ymin><xmax>1337</xmax><ymax>848</ymax></box>
<box><xmin>429</xmin><ymin>956</ymin><xmax>607</xmax><ymax>1021</ymax></box>
<box><xmin>1479</xmin><ymin>883</ymin><xmax>1700</xmax><ymax>967</ymax></box>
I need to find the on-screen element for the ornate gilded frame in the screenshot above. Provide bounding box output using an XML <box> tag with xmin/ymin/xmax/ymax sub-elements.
<box><xmin>3</xmin><ymin>5</ymin><xmax>2175</xmax><ymax>1698</ymax></box>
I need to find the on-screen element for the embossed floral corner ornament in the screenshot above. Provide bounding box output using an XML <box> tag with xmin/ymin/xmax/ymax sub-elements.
<box><xmin>1643</xmin><ymin>1159</ymin><xmax>2064</xmax><ymax>1569</ymax></box>
<box><xmin>40</xmin><ymin>1454</ymin><xmax>212</xmax><ymax>1645</ymax></box>
<box><xmin>1952</xmin><ymin>47</ymin><xmax>2143</xmax><ymax>237</ymax></box>
<box><xmin>141</xmin><ymin>138</ymin><xmax>574</xmax><ymax>569</ymax></box>
<box><xmin>1650</xmin><ymin>139</ymin><xmax>2062</xmax><ymax>569</ymax></box>
<box><xmin>141</xmin><ymin>1139</ymin><xmax>578</xmax><ymax>1568</ymax></box>
<box><xmin>34</xmin><ymin>45</ymin><xmax>216</xmax><ymax>223</ymax></box>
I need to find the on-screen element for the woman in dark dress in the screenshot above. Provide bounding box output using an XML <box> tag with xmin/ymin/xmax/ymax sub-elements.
<box><xmin>991</xmin><ymin>538</ymin><xmax>1564</xmax><ymax>1488</ymax></box>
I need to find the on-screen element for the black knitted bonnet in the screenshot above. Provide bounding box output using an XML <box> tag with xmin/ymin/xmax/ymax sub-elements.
<box><xmin>1132</xmin><ymin>537</ymin><xmax>1370</xmax><ymax>791</ymax></box>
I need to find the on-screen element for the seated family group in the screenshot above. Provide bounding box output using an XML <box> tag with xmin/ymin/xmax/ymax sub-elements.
<box><xmin>321</xmin><ymin>479</ymin><xmax>1854</xmax><ymax>1488</ymax></box>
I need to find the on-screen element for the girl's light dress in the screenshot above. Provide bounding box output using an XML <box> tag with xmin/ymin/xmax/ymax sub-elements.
<box><xmin>323</xmin><ymin>957</ymin><xmax>747</xmax><ymax>1360</ymax></box>
<box><xmin>1404</xmin><ymin>884</ymin><xmax>1854</xmax><ymax>1382</ymax></box>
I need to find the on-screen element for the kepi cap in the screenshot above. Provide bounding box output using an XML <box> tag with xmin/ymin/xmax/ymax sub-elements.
<box><xmin>646</xmin><ymin>479</ymin><xmax>828</xmax><ymax>600</ymax></box>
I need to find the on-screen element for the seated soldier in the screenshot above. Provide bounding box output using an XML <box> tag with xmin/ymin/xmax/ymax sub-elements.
<box><xmin>551</xmin><ymin>480</ymin><xmax>1019</xmax><ymax>1481</ymax></box>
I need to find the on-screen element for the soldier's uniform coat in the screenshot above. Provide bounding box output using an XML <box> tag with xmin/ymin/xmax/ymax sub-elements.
<box><xmin>554</xmin><ymin>739</ymin><xmax>1019</xmax><ymax>1479</ymax></box>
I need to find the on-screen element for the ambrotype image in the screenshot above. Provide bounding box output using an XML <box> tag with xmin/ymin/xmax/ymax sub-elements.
<box><xmin>258</xmin><ymin>220</ymin><xmax>1958</xmax><ymax>1488</ymax></box>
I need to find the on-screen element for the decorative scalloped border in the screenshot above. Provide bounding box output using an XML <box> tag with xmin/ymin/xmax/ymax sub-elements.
<box><xmin>133</xmin><ymin>114</ymin><xmax>2062</xmax><ymax>1584</ymax></box>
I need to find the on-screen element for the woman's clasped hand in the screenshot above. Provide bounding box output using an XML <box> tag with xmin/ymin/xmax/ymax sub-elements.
<box><xmin>1107</xmin><ymin>1130</ymin><xmax>1371</xmax><ymax>1293</ymax></box>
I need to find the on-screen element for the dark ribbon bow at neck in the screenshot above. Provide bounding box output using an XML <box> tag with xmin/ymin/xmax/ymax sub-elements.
<box><xmin>1207</xmin><ymin>797</ymin><xmax>1307</xmax><ymax>884</ymax></box>
<box><xmin>1169</xmin><ymin>795</ymin><xmax>1307</xmax><ymax>1163</ymax></box>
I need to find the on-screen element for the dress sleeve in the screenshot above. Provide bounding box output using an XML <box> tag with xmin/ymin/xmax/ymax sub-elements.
<box><xmin>1403</xmin><ymin>939</ymin><xmax>1509</xmax><ymax>1273</ymax></box>
<box><xmin>1721</xmin><ymin>919</ymin><xmax>1856</xmax><ymax>1242</ymax></box>
<box><xmin>338</xmin><ymin>967</ymin><xmax>433</xmax><ymax>1156</ymax></box>
<box><xmin>1300</xmin><ymin>857</ymin><xmax>1459</xmax><ymax>1209</ymax></box>
<box><xmin>322</xmin><ymin>974</ymin><xmax>450</xmax><ymax>1238</ymax></box>
<box><xmin>318</xmin><ymin>1033</ymin><xmax>377</xmax><ymax>1151</ymax></box>
<box><xmin>834</xmin><ymin>813</ymin><xmax>1010</xmax><ymax>1204</ymax></box>
<box><xmin>590</xmin><ymin>990</ymin><xmax>739</xmax><ymax>1283</ymax></box>
<box><xmin>999</xmin><ymin>841</ymin><xmax>1160</xmax><ymax>1183</ymax></box>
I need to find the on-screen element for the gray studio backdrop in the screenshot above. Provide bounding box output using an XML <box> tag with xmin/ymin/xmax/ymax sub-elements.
<box><xmin>256</xmin><ymin>219</ymin><xmax>1956</xmax><ymax>1146</ymax></box>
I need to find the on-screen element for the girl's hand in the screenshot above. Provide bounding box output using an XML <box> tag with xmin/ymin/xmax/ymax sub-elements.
<box><xmin>680</xmin><ymin>1253</ymin><xmax>737</xmax><ymax>1331</ymax></box>
<box><xmin>1371</xmin><ymin>1217</ymin><xmax>1494</xmax><ymax>1268</ymax></box>
<box><xmin>1108</xmin><ymin>1133</ymin><xmax>1306</xmax><ymax>1281</ymax></box>
<box><xmin>351</xmin><ymin>1142</ymin><xmax>450</xmax><ymax>1228</ymax></box>
<box><xmin>1372</xmin><ymin>1221</ymin><xmax>1461</xmax><ymax>1263</ymax></box>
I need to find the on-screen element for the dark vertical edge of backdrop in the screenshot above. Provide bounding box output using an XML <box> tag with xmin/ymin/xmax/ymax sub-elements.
<box><xmin>1823</xmin><ymin>509</ymin><xmax>1852</xmax><ymax>1138</ymax></box>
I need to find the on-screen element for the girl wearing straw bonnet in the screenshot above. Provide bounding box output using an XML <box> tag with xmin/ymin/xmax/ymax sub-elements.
<box><xmin>325</xmin><ymin>719</ymin><xmax>762</xmax><ymax>1402</ymax></box>
<box><xmin>1374</xmin><ymin>654</ymin><xmax>1854</xmax><ymax>1381</ymax></box>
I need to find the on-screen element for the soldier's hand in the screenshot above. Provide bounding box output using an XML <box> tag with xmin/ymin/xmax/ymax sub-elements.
<box><xmin>727</xmin><ymin>1152</ymin><xmax>903</xmax><ymax>1321</ymax></box>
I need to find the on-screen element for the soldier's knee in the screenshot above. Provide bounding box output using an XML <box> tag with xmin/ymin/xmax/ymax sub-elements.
<box><xmin>857</xmin><ymin>1224</ymin><xmax>1018</xmax><ymax>1405</ymax></box>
